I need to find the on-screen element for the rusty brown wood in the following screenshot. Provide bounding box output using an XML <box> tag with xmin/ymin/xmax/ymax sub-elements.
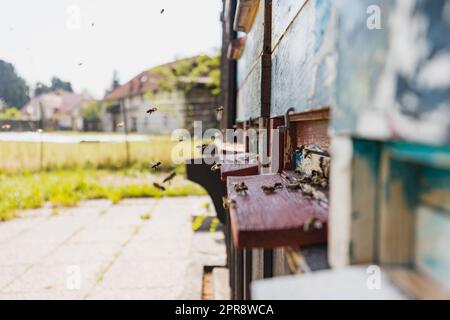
<box><xmin>227</xmin><ymin>174</ymin><xmax>328</xmax><ymax>249</ymax></box>
<box><xmin>220</xmin><ymin>163</ymin><xmax>259</xmax><ymax>181</ymax></box>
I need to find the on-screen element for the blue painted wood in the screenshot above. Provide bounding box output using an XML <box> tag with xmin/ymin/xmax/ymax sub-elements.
<box><xmin>236</xmin><ymin>57</ymin><xmax>262</xmax><ymax>121</ymax></box>
<box><xmin>387</xmin><ymin>142</ymin><xmax>450</xmax><ymax>170</ymax></box>
<box><xmin>271</xmin><ymin>0</ymin><xmax>307</xmax><ymax>50</ymax></box>
<box><xmin>271</xmin><ymin>0</ymin><xmax>336</xmax><ymax>117</ymax></box>
<box><xmin>334</xmin><ymin>0</ymin><xmax>450</xmax><ymax>145</ymax></box>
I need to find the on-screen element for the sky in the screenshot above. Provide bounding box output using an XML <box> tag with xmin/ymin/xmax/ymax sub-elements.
<box><xmin>0</xmin><ymin>0</ymin><xmax>222</xmax><ymax>99</ymax></box>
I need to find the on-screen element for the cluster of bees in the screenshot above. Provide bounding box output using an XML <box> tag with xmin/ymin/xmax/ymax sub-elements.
<box><xmin>227</xmin><ymin>166</ymin><xmax>329</xmax><ymax>208</ymax></box>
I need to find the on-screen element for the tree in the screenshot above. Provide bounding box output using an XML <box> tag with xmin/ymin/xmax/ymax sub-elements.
<box><xmin>152</xmin><ymin>54</ymin><xmax>221</xmax><ymax>96</ymax></box>
<box><xmin>81</xmin><ymin>101</ymin><xmax>101</xmax><ymax>121</ymax></box>
<box><xmin>50</xmin><ymin>77</ymin><xmax>73</xmax><ymax>92</ymax></box>
<box><xmin>0</xmin><ymin>107</ymin><xmax>23</xmax><ymax>120</ymax></box>
<box><xmin>34</xmin><ymin>77</ymin><xmax>73</xmax><ymax>96</ymax></box>
<box><xmin>0</xmin><ymin>60</ymin><xmax>29</xmax><ymax>107</ymax></box>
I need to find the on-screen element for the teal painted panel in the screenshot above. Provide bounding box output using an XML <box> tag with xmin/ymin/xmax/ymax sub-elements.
<box><xmin>387</xmin><ymin>142</ymin><xmax>450</xmax><ymax>170</ymax></box>
<box><xmin>271</xmin><ymin>0</ymin><xmax>336</xmax><ymax>117</ymax></box>
<box><xmin>236</xmin><ymin>57</ymin><xmax>262</xmax><ymax>121</ymax></box>
<box><xmin>415</xmin><ymin>206</ymin><xmax>450</xmax><ymax>292</ymax></box>
<box><xmin>272</xmin><ymin>0</ymin><xmax>307</xmax><ymax>48</ymax></box>
<box><xmin>334</xmin><ymin>0</ymin><xmax>450</xmax><ymax>145</ymax></box>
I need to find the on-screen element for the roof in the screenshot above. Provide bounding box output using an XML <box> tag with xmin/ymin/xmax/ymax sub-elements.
<box><xmin>22</xmin><ymin>90</ymin><xmax>90</xmax><ymax>115</ymax></box>
<box><xmin>104</xmin><ymin>56</ymin><xmax>210</xmax><ymax>101</ymax></box>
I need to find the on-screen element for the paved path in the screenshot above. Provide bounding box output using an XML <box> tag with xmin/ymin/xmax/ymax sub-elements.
<box><xmin>0</xmin><ymin>197</ymin><xmax>226</xmax><ymax>300</ymax></box>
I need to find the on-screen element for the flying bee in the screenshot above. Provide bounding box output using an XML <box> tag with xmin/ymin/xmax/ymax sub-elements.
<box><xmin>146</xmin><ymin>107</ymin><xmax>158</xmax><ymax>115</ymax></box>
<box><xmin>1</xmin><ymin>124</ymin><xmax>11</xmax><ymax>130</ymax></box>
<box><xmin>153</xmin><ymin>182</ymin><xmax>166</xmax><ymax>191</ymax></box>
<box><xmin>211</xmin><ymin>163</ymin><xmax>222</xmax><ymax>172</ymax></box>
<box><xmin>286</xmin><ymin>183</ymin><xmax>301</xmax><ymax>191</ymax></box>
<box><xmin>160</xmin><ymin>8</ymin><xmax>165</xmax><ymax>14</ymax></box>
<box><xmin>261</xmin><ymin>185</ymin><xmax>276</xmax><ymax>194</ymax></box>
<box><xmin>117</xmin><ymin>122</ymin><xmax>124</xmax><ymax>128</ymax></box>
<box><xmin>196</xmin><ymin>143</ymin><xmax>210</xmax><ymax>151</ymax></box>
<box><xmin>151</xmin><ymin>161</ymin><xmax>162</xmax><ymax>170</ymax></box>
<box><xmin>163</xmin><ymin>171</ymin><xmax>176</xmax><ymax>183</ymax></box>
<box><xmin>178</xmin><ymin>136</ymin><xmax>184</xmax><ymax>142</ymax></box>
<box><xmin>215</xmin><ymin>106</ymin><xmax>224</xmax><ymax>113</ymax></box>
<box><xmin>234</xmin><ymin>182</ymin><xmax>248</xmax><ymax>194</ymax></box>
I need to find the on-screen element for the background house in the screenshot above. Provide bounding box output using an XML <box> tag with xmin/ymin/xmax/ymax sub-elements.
<box><xmin>21</xmin><ymin>90</ymin><xmax>91</xmax><ymax>131</ymax></box>
<box><xmin>102</xmin><ymin>55</ymin><xmax>220</xmax><ymax>134</ymax></box>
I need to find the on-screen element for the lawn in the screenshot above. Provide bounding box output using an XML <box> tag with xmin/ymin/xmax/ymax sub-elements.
<box><xmin>0</xmin><ymin>136</ymin><xmax>206</xmax><ymax>220</ymax></box>
<box><xmin>0</xmin><ymin>136</ymin><xmax>191</xmax><ymax>173</ymax></box>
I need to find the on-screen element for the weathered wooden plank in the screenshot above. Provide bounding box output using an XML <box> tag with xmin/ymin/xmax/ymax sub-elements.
<box><xmin>251</xmin><ymin>266</ymin><xmax>407</xmax><ymax>300</ymax></box>
<box><xmin>415</xmin><ymin>206</ymin><xmax>450</xmax><ymax>293</ymax></box>
<box><xmin>334</xmin><ymin>0</ymin><xmax>450</xmax><ymax>145</ymax></box>
<box><xmin>387</xmin><ymin>268</ymin><xmax>450</xmax><ymax>300</ymax></box>
<box><xmin>234</xmin><ymin>0</ymin><xmax>261</xmax><ymax>32</ymax></box>
<box><xmin>236</xmin><ymin>0</ymin><xmax>265</xmax><ymax>87</ymax></box>
<box><xmin>252</xmin><ymin>249</ymin><xmax>265</xmax><ymax>280</ymax></box>
<box><xmin>236</xmin><ymin>57</ymin><xmax>262</xmax><ymax>121</ymax></box>
<box><xmin>378</xmin><ymin>150</ymin><xmax>416</xmax><ymax>265</ymax></box>
<box><xmin>350</xmin><ymin>140</ymin><xmax>381</xmax><ymax>264</ymax></box>
<box><xmin>272</xmin><ymin>248</ymin><xmax>290</xmax><ymax>276</ymax></box>
<box><xmin>220</xmin><ymin>163</ymin><xmax>259</xmax><ymax>181</ymax></box>
<box><xmin>227</xmin><ymin>174</ymin><xmax>328</xmax><ymax>248</ymax></box>
<box><xmin>271</xmin><ymin>0</ymin><xmax>336</xmax><ymax>117</ymax></box>
<box><xmin>271</xmin><ymin>0</ymin><xmax>307</xmax><ymax>50</ymax></box>
<box><xmin>418</xmin><ymin>166</ymin><xmax>450</xmax><ymax>213</ymax></box>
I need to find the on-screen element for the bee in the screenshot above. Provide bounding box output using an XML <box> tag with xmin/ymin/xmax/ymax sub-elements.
<box><xmin>163</xmin><ymin>171</ymin><xmax>176</xmax><ymax>183</ymax></box>
<box><xmin>146</xmin><ymin>107</ymin><xmax>158</xmax><ymax>115</ymax></box>
<box><xmin>1</xmin><ymin>124</ymin><xmax>11</xmax><ymax>130</ymax></box>
<box><xmin>261</xmin><ymin>163</ymin><xmax>271</xmax><ymax>169</ymax></box>
<box><xmin>178</xmin><ymin>136</ymin><xmax>184</xmax><ymax>142</ymax></box>
<box><xmin>312</xmin><ymin>189</ymin><xmax>328</xmax><ymax>203</ymax></box>
<box><xmin>261</xmin><ymin>185</ymin><xmax>276</xmax><ymax>194</ymax></box>
<box><xmin>215</xmin><ymin>106</ymin><xmax>224</xmax><ymax>113</ymax></box>
<box><xmin>78</xmin><ymin>62</ymin><xmax>83</xmax><ymax>66</ymax></box>
<box><xmin>300</xmin><ymin>184</ymin><xmax>314</xmax><ymax>198</ymax></box>
<box><xmin>160</xmin><ymin>8</ymin><xmax>165</xmax><ymax>14</ymax></box>
<box><xmin>211</xmin><ymin>163</ymin><xmax>222</xmax><ymax>172</ymax></box>
<box><xmin>196</xmin><ymin>143</ymin><xmax>210</xmax><ymax>151</ymax></box>
<box><xmin>151</xmin><ymin>161</ymin><xmax>162</xmax><ymax>170</ymax></box>
<box><xmin>117</xmin><ymin>122</ymin><xmax>124</xmax><ymax>128</ymax></box>
<box><xmin>273</xmin><ymin>182</ymin><xmax>283</xmax><ymax>189</ymax></box>
<box><xmin>294</xmin><ymin>168</ymin><xmax>302</xmax><ymax>176</ymax></box>
<box><xmin>234</xmin><ymin>182</ymin><xmax>248</xmax><ymax>194</ymax></box>
<box><xmin>303</xmin><ymin>150</ymin><xmax>312</xmax><ymax>159</ymax></box>
<box><xmin>303</xmin><ymin>216</ymin><xmax>323</xmax><ymax>232</ymax></box>
<box><xmin>153</xmin><ymin>182</ymin><xmax>166</xmax><ymax>191</ymax></box>
<box><xmin>222</xmin><ymin>197</ymin><xmax>236</xmax><ymax>209</ymax></box>
<box><xmin>286</xmin><ymin>183</ymin><xmax>301</xmax><ymax>191</ymax></box>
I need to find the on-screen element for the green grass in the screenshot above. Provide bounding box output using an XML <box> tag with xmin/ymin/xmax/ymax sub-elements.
<box><xmin>0</xmin><ymin>169</ymin><xmax>206</xmax><ymax>221</ymax></box>
<box><xmin>0</xmin><ymin>135</ymin><xmax>207</xmax><ymax>220</ymax></box>
<box><xmin>0</xmin><ymin>136</ymin><xmax>202</xmax><ymax>174</ymax></box>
